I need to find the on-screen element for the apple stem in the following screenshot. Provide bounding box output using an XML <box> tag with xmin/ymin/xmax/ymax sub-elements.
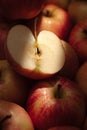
<box><xmin>84</xmin><ymin>29</ymin><xmax>87</xmax><ymax>35</ymax></box>
<box><xmin>34</xmin><ymin>17</ymin><xmax>38</xmax><ymax>40</ymax></box>
<box><xmin>0</xmin><ymin>114</ymin><xmax>11</xmax><ymax>125</ymax></box>
<box><xmin>43</xmin><ymin>9</ymin><xmax>52</xmax><ymax>17</ymax></box>
<box><xmin>56</xmin><ymin>84</ymin><xmax>62</xmax><ymax>99</ymax></box>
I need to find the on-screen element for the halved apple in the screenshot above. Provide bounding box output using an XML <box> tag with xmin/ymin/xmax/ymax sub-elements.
<box><xmin>5</xmin><ymin>25</ymin><xmax>65</xmax><ymax>79</ymax></box>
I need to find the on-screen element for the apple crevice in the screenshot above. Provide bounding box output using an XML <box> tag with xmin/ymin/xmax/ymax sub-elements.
<box><xmin>42</xmin><ymin>9</ymin><xmax>52</xmax><ymax>17</ymax></box>
<box><xmin>54</xmin><ymin>84</ymin><xmax>63</xmax><ymax>99</ymax></box>
<box><xmin>0</xmin><ymin>114</ymin><xmax>11</xmax><ymax>128</ymax></box>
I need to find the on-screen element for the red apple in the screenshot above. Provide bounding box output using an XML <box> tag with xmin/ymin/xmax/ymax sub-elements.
<box><xmin>0</xmin><ymin>0</ymin><xmax>46</xmax><ymax>21</ymax></box>
<box><xmin>45</xmin><ymin>0</ymin><xmax>71</xmax><ymax>10</ymax></box>
<box><xmin>75</xmin><ymin>61</ymin><xmax>87</xmax><ymax>105</ymax></box>
<box><xmin>34</xmin><ymin>4</ymin><xmax>71</xmax><ymax>40</ymax></box>
<box><xmin>83</xmin><ymin>117</ymin><xmax>87</xmax><ymax>130</ymax></box>
<box><xmin>69</xmin><ymin>18</ymin><xmax>87</xmax><ymax>63</ymax></box>
<box><xmin>68</xmin><ymin>1</ymin><xmax>87</xmax><ymax>24</ymax></box>
<box><xmin>0</xmin><ymin>22</ymin><xmax>10</xmax><ymax>59</ymax></box>
<box><xmin>48</xmin><ymin>126</ymin><xmax>81</xmax><ymax>130</ymax></box>
<box><xmin>5</xmin><ymin>24</ymin><xmax>65</xmax><ymax>79</ymax></box>
<box><xmin>0</xmin><ymin>100</ymin><xmax>34</xmax><ymax>130</ymax></box>
<box><xmin>58</xmin><ymin>40</ymin><xmax>79</xmax><ymax>79</ymax></box>
<box><xmin>0</xmin><ymin>59</ymin><xmax>31</xmax><ymax>106</ymax></box>
<box><xmin>26</xmin><ymin>77</ymin><xmax>86</xmax><ymax>130</ymax></box>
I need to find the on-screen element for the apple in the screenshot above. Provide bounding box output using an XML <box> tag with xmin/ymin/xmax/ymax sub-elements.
<box><xmin>34</xmin><ymin>4</ymin><xmax>71</xmax><ymax>40</ymax></box>
<box><xmin>58</xmin><ymin>40</ymin><xmax>79</xmax><ymax>79</ymax></box>
<box><xmin>69</xmin><ymin>18</ymin><xmax>87</xmax><ymax>63</ymax></box>
<box><xmin>0</xmin><ymin>0</ymin><xmax>46</xmax><ymax>21</ymax></box>
<box><xmin>26</xmin><ymin>76</ymin><xmax>86</xmax><ymax>130</ymax></box>
<box><xmin>45</xmin><ymin>0</ymin><xmax>71</xmax><ymax>10</ymax></box>
<box><xmin>0</xmin><ymin>22</ymin><xmax>10</xmax><ymax>59</ymax></box>
<box><xmin>5</xmin><ymin>24</ymin><xmax>65</xmax><ymax>79</ymax></box>
<box><xmin>0</xmin><ymin>59</ymin><xmax>32</xmax><ymax>106</ymax></box>
<box><xmin>0</xmin><ymin>20</ymin><xmax>29</xmax><ymax>60</ymax></box>
<box><xmin>75</xmin><ymin>61</ymin><xmax>87</xmax><ymax>105</ymax></box>
<box><xmin>68</xmin><ymin>1</ymin><xmax>87</xmax><ymax>24</ymax></box>
<box><xmin>0</xmin><ymin>100</ymin><xmax>34</xmax><ymax>130</ymax></box>
<box><xmin>48</xmin><ymin>126</ymin><xmax>81</xmax><ymax>130</ymax></box>
<box><xmin>83</xmin><ymin>117</ymin><xmax>87</xmax><ymax>130</ymax></box>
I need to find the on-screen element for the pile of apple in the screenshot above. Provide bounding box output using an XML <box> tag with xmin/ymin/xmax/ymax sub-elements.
<box><xmin>0</xmin><ymin>0</ymin><xmax>87</xmax><ymax>130</ymax></box>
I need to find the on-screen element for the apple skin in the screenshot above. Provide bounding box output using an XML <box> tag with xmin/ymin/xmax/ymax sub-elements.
<box><xmin>0</xmin><ymin>100</ymin><xmax>34</xmax><ymax>130</ymax></box>
<box><xmin>0</xmin><ymin>22</ymin><xmax>9</xmax><ymax>59</ymax></box>
<box><xmin>69</xmin><ymin>18</ymin><xmax>87</xmax><ymax>63</ymax></box>
<box><xmin>58</xmin><ymin>40</ymin><xmax>79</xmax><ymax>79</ymax></box>
<box><xmin>75</xmin><ymin>61</ymin><xmax>87</xmax><ymax>106</ymax></box>
<box><xmin>0</xmin><ymin>0</ymin><xmax>46</xmax><ymax>21</ymax></box>
<box><xmin>68</xmin><ymin>1</ymin><xmax>87</xmax><ymax>24</ymax></box>
<box><xmin>48</xmin><ymin>126</ymin><xmax>81</xmax><ymax>130</ymax></box>
<box><xmin>0</xmin><ymin>59</ymin><xmax>32</xmax><ymax>106</ymax></box>
<box><xmin>34</xmin><ymin>4</ymin><xmax>71</xmax><ymax>40</ymax></box>
<box><xmin>26</xmin><ymin>77</ymin><xmax>86</xmax><ymax>130</ymax></box>
<box><xmin>83</xmin><ymin>117</ymin><xmax>87</xmax><ymax>130</ymax></box>
<box><xmin>45</xmin><ymin>0</ymin><xmax>71</xmax><ymax>10</ymax></box>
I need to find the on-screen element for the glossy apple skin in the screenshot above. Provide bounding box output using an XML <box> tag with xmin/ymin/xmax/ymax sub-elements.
<box><xmin>35</xmin><ymin>4</ymin><xmax>71</xmax><ymax>40</ymax></box>
<box><xmin>26</xmin><ymin>77</ymin><xmax>86</xmax><ymax>130</ymax></box>
<box><xmin>48</xmin><ymin>126</ymin><xmax>81</xmax><ymax>130</ymax></box>
<box><xmin>75</xmin><ymin>61</ymin><xmax>87</xmax><ymax>106</ymax></box>
<box><xmin>68</xmin><ymin>1</ymin><xmax>87</xmax><ymax>24</ymax></box>
<box><xmin>0</xmin><ymin>0</ymin><xmax>46</xmax><ymax>21</ymax></box>
<box><xmin>0</xmin><ymin>60</ymin><xmax>31</xmax><ymax>106</ymax></box>
<box><xmin>0</xmin><ymin>100</ymin><xmax>34</xmax><ymax>130</ymax></box>
<box><xmin>69</xmin><ymin>18</ymin><xmax>87</xmax><ymax>63</ymax></box>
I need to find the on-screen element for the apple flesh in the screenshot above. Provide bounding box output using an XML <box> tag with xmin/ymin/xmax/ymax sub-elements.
<box><xmin>0</xmin><ymin>59</ymin><xmax>31</xmax><ymax>106</ymax></box>
<box><xmin>0</xmin><ymin>0</ymin><xmax>46</xmax><ymax>21</ymax></box>
<box><xmin>0</xmin><ymin>100</ymin><xmax>34</xmax><ymax>130</ymax></box>
<box><xmin>5</xmin><ymin>24</ymin><xmax>65</xmax><ymax>79</ymax></box>
<box><xmin>26</xmin><ymin>77</ymin><xmax>86</xmax><ymax>130</ymax></box>
<box><xmin>0</xmin><ymin>20</ymin><xmax>28</xmax><ymax>60</ymax></box>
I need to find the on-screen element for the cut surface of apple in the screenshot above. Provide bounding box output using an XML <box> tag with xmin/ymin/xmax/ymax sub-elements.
<box><xmin>6</xmin><ymin>25</ymin><xmax>65</xmax><ymax>79</ymax></box>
